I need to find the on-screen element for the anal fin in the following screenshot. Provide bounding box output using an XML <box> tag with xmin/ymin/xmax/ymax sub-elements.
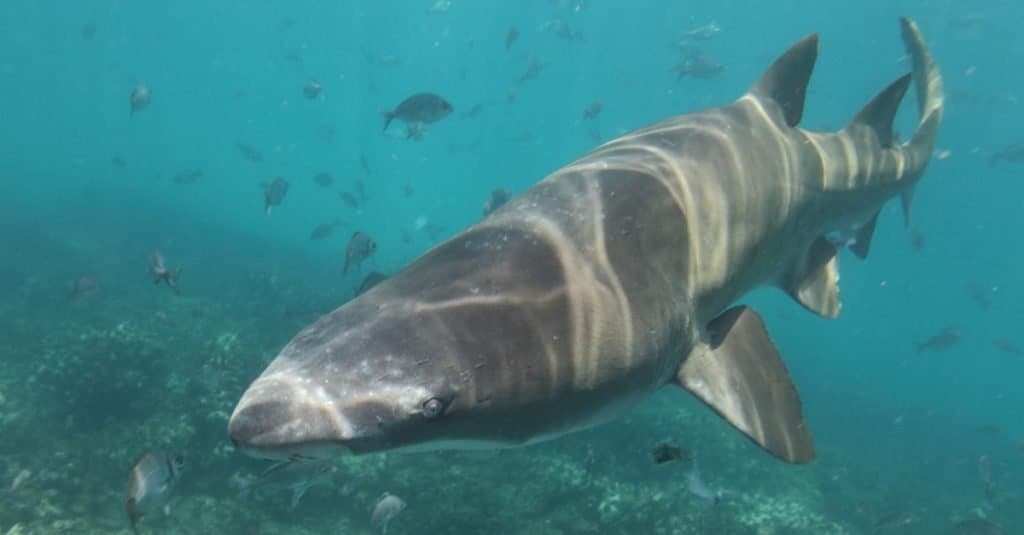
<box><xmin>676</xmin><ymin>306</ymin><xmax>814</xmax><ymax>463</ymax></box>
<box><xmin>849</xmin><ymin>210</ymin><xmax>880</xmax><ymax>259</ymax></box>
<box><xmin>780</xmin><ymin>236</ymin><xmax>841</xmax><ymax>318</ymax></box>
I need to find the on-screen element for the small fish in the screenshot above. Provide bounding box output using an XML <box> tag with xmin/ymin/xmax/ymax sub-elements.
<box><xmin>359</xmin><ymin>153</ymin><xmax>371</xmax><ymax>174</ymax></box>
<box><xmin>354</xmin><ymin>179</ymin><xmax>368</xmax><ymax>201</ymax></box>
<box><xmin>505</xmin><ymin>27</ymin><xmax>519</xmax><ymax>50</ymax></box>
<box><xmin>425</xmin><ymin>0</ymin><xmax>451</xmax><ymax>14</ymax></box>
<box><xmin>356</xmin><ymin>271</ymin><xmax>389</xmax><ymax>296</ymax></box>
<box><xmin>148</xmin><ymin>250</ymin><xmax>181</xmax><ymax>295</ymax></box>
<box><xmin>81</xmin><ymin>22</ymin><xmax>97</xmax><ymax>41</ymax></box>
<box><xmin>955</xmin><ymin>518</ymin><xmax>1006</xmax><ymax>535</ymax></box>
<box><xmin>66</xmin><ymin>274</ymin><xmax>99</xmax><ymax>302</ymax></box>
<box><xmin>873</xmin><ymin>512</ymin><xmax>918</xmax><ymax>530</ymax></box>
<box><xmin>909</xmin><ymin>228</ymin><xmax>925</xmax><ymax>251</ymax></box>
<box><xmin>339</xmin><ymin>192</ymin><xmax>359</xmax><ymax>209</ymax></box>
<box><xmin>461</xmin><ymin>103</ymin><xmax>482</xmax><ymax>119</ymax></box>
<box><xmin>382</xmin><ymin>93</ymin><xmax>453</xmax><ymax>132</ymax></box>
<box><xmin>990</xmin><ymin>143</ymin><xmax>1024</xmax><ymax>165</ymax></box>
<box><xmin>172</xmin><ymin>168</ymin><xmax>203</xmax><ymax>185</ymax></box>
<box><xmin>582</xmin><ymin>99</ymin><xmax>603</xmax><ymax>120</ymax></box>
<box><xmin>675</xmin><ymin>52</ymin><xmax>725</xmax><ymax>79</ymax></box>
<box><xmin>130</xmin><ymin>84</ymin><xmax>151</xmax><ymax>116</ymax></box>
<box><xmin>371</xmin><ymin>493</ymin><xmax>407</xmax><ymax>535</ymax></box>
<box><xmin>313</xmin><ymin>172</ymin><xmax>333</xmax><ymax>187</ymax></box>
<box><xmin>232</xmin><ymin>460</ymin><xmax>336</xmax><ymax>511</ymax></box>
<box><xmin>651</xmin><ymin>442</ymin><xmax>689</xmax><ymax>464</ymax></box>
<box><xmin>154</xmin><ymin>311</ymin><xmax>175</xmax><ymax>327</ymax></box>
<box><xmin>948</xmin><ymin>13</ymin><xmax>986</xmax><ymax>30</ymax></box>
<box><xmin>992</xmin><ymin>338</ymin><xmax>1024</xmax><ymax>357</ymax></box>
<box><xmin>263</xmin><ymin>177</ymin><xmax>290</xmax><ymax>215</ymax></box>
<box><xmin>303</xmin><ymin>79</ymin><xmax>323</xmax><ymax>100</ymax></box>
<box><xmin>310</xmin><ymin>220</ymin><xmax>345</xmax><ymax>241</ymax></box>
<box><xmin>520</xmin><ymin>57</ymin><xmax>546</xmax><ymax>81</ymax></box>
<box><xmin>915</xmin><ymin>326</ymin><xmax>960</xmax><ymax>353</ymax></box>
<box><xmin>403</xmin><ymin>181</ymin><xmax>414</xmax><ymax>197</ymax></box>
<box><xmin>235</xmin><ymin>142</ymin><xmax>263</xmax><ymax>163</ymax></box>
<box><xmin>343</xmin><ymin>232</ymin><xmax>376</xmax><ymax>277</ymax></box>
<box><xmin>966</xmin><ymin>282</ymin><xmax>994</xmax><ymax>309</ymax></box>
<box><xmin>4</xmin><ymin>469</ymin><xmax>31</xmax><ymax>494</ymax></box>
<box><xmin>680</xmin><ymin>21</ymin><xmax>721</xmax><ymax>41</ymax></box>
<box><xmin>685</xmin><ymin>463</ymin><xmax>720</xmax><ymax>506</ymax></box>
<box><xmin>111</xmin><ymin>156</ymin><xmax>126</xmax><ymax>169</ymax></box>
<box><xmin>978</xmin><ymin>455</ymin><xmax>995</xmax><ymax>501</ymax></box>
<box><xmin>125</xmin><ymin>450</ymin><xmax>185</xmax><ymax>534</ymax></box>
<box><xmin>483</xmin><ymin>188</ymin><xmax>512</xmax><ymax>216</ymax></box>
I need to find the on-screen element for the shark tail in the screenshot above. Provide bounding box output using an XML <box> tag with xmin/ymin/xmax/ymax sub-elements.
<box><xmin>898</xmin><ymin>17</ymin><xmax>944</xmax><ymax>225</ymax></box>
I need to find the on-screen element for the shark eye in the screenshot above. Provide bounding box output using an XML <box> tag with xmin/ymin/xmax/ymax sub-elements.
<box><xmin>421</xmin><ymin>397</ymin><xmax>447</xmax><ymax>419</ymax></box>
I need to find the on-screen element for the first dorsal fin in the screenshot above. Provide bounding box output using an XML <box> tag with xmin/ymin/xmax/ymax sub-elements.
<box><xmin>749</xmin><ymin>33</ymin><xmax>819</xmax><ymax>127</ymax></box>
<box><xmin>848</xmin><ymin>73</ymin><xmax>912</xmax><ymax>147</ymax></box>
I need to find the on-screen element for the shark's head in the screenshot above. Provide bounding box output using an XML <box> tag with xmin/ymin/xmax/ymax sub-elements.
<box><xmin>229</xmin><ymin>225</ymin><xmax>580</xmax><ymax>460</ymax></box>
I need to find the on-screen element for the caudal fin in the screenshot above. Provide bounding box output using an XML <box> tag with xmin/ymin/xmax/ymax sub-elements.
<box><xmin>899</xmin><ymin>18</ymin><xmax>944</xmax><ymax>224</ymax></box>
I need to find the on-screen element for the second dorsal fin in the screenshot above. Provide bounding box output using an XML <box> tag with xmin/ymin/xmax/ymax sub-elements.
<box><xmin>748</xmin><ymin>34</ymin><xmax>819</xmax><ymax>127</ymax></box>
<box><xmin>848</xmin><ymin>73</ymin><xmax>912</xmax><ymax>148</ymax></box>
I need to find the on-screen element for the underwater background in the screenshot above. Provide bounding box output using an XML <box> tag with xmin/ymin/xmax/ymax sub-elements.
<box><xmin>1</xmin><ymin>0</ymin><xmax>1022</xmax><ymax>533</ymax></box>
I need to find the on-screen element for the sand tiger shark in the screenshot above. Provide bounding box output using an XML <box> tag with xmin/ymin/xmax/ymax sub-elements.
<box><xmin>229</xmin><ymin>18</ymin><xmax>943</xmax><ymax>464</ymax></box>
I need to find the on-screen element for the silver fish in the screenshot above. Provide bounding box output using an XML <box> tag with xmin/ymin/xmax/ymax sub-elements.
<box><xmin>371</xmin><ymin>493</ymin><xmax>406</xmax><ymax>534</ymax></box>
<box><xmin>232</xmin><ymin>460</ymin><xmax>335</xmax><ymax>511</ymax></box>
<box><xmin>125</xmin><ymin>450</ymin><xmax>185</xmax><ymax>533</ymax></box>
<box><xmin>148</xmin><ymin>250</ymin><xmax>181</xmax><ymax>295</ymax></box>
<box><xmin>130</xmin><ymin>84</ymin><xmax>150</xmax><ymax>116</ymax></box>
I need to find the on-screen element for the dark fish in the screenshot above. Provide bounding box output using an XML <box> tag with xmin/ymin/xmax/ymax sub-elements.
<box><xmin>507</xmin><ymin>86</ymin><xmax>518</xmax><ymax>104</ymax></box>
<box><xmin>955</xmin><ymin>518</ymin><xmax>1006</xmax><ymax>535</ymax></box>
<box><xmin>505</xmin><ymin>27</ymin><xmax>519</xmax><ymax>50</ymax></box>
<box><xmin>66</xmin><ymin>274</ymin><xmax>99</xmax><ymax>302</ymax></box>
<box><xmin>461</xmin><ymin>103</ymin><xmax>482</xmax><ymax>119</ymax></box>
<box><xmin>236</xmin><ymin>143</ymin><xmax>263</xmax><ymax>163</ymax></box>
<box><xmin>403</xmin><ymin>181</ymin><xmax>414</xmax><ymax>197</ymax></box>
<box><xmin>976</xmin><ymin>424</ymin><xmax>1000</xmax><ymax>434</ymax></box>
<box><xmin>651</xmin><ymin>442</ymin><xmax>689</xmax><ymax>464</ymax></box>
<box><xmin>948</xmin><ymin>13</ymin><xmax>986</xmax><ymax>30</ymax></box>
<box><xmin>343</xmin><ymin>232</ymin><xmax>376</xmax><ymax>276</ymax></box>
<box><xmin>582</xmin><ymin>99</ymin><xmax>603</xmax><ymax>120</ymax></box>
<box><xmin>520</xmin><ymin>57</ymin><xmax>546</xmax><ymax>81</ymax></box>
<box><xmin>915</xmin><ymin>326</ymin><xmax>960</xmax><ymax>352</ymax></box>
<box><xmin>382</xmin><ymin>93</ymin><xmax>453</xmax><ymax>132</ymax></box>
<box><xmin>232</xmin><ymin>460</ymin><xmax>335</xmax><ymax>511</ymax></box>
<box><xmin>992</xmin><ymin>339</ymin><xmax>1024</xmax><ymax>357</ymax></box>
<box><xmin>966</xmin><ymin>282</ymin><xmax>993</xmax><ymax>308</ymax></box>
<box><xmin>909</xmin><ymin>228</ymin><xmax>925</xmax><ymax>250</ymax></box>
<box><xmin>111</xmin><ymin>156</ymin><xmax>126</xmax><ymax>169</ymax></box>
<box><xmin>675</xmin><ymin>52</ymin><xmax>725</xmax><ymax>79</ymax></box>
<box><xmin>310</xmin><ymin>220</ymin><xmax>344</xmax><ymax>241</ymax></box>
<box><xmin>354</xmin><ymin>180</ymin><xmax>368</xmax><ymax>201</ymax></box>
<box><xmin>978</xmin><ymin>455</ymin><xmax>995</xmax><ymax>501</ymax></box>
<box><xmin>148</xmin><ymin>250</ymin><xmax>181</xmax><ymax>295</ymax></box>
<box><xmin>371</xmin><ymin>493</ymin><xmax>407</xmax><ymax>535</ymax></box>
<box><xmin>339</xmin><ymin>192</ymin><xmax>359</xmax><ymax>209</ymax></box>
<box><xmin>359</xmin><ymin>153</ymin><xmax>371</xmax><ymax>174</ymax></box>
<box><xmin>130</xmin><ymin>84</ymin><xmax>151</xmax><ymax>116</ymax></box>
<box><xmin>82</xmin><ymin>22</ymin><xmax>97</xmax><ymax>40</ymax></box>
<box><xmin>303</xmin><ymin>79</ymin><xmax>323</xmax><ymax>100</ymax></box>
<box><xmin>356</xmin><ymin>271</ymin><xmax>389</xmax><ymax>296</ymax></box>
<box><xmin>125</xmin><ymin>450</ymin><xmax>185</xmax><ymax>534</ymax></box>
<box><xmin>263</xmin><ymin>177</ymin><xmax>289</xmax><ymax>215</ymax></box>
<box><xmin>483</xmin><ymin>188</ymin><xmax>512</xmax><ymax>216</ymax></box>
<box><xmin>172</xmin><ymin>169</ymin><xmax>203</xmax><ymax>185</ymax></box>
<box><xmin>316</xmin><ymin>124</ymin><xmax>336</xmax><ymax>144</ymax></box>
<box><xmin>990</xmin><ymin>144</ymin><xmax>1024</xmax><ymax>165</ymax></box>
<box><xmin>313</xmin><ymin>172</ymin><xmax>333</xmax><ymax>187</ymax></box>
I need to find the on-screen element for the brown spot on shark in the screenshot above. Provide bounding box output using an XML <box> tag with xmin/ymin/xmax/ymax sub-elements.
<box><xmin>229</xmin><ymin>19</ymin><xmax>943</xmax><ymax>466</ymax></box>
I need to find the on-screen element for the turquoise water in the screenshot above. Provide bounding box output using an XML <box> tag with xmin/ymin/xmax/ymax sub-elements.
<box><xmin>1</xmin><ymin>1</ymin><xmax>1021</xmax><ymax>534</ymax></box>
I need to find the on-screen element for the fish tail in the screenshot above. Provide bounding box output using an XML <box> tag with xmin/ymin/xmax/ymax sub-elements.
<box><xmin>125</xmin><ymin>497</ymin><xmax>140</xmax><ymax>533</ymax></box>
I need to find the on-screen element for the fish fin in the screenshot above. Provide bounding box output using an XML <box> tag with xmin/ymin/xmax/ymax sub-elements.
<box><xmin>779</xmin><ymin>236</ymin><xmax>841</xmax><ymax>319</ymax></box>
<box><xmin>675</xmin><ymin>306</ymin><xmax>815</xmax><ymax>463</ymax></box>
<box><xmin>381</xmin><ymin>111</ymin><xmax>395</xmax><ymax>131</ymax></box>
<box><xmin>289</xmin><ymin>485</ymin><xmax>308</xmax><ymax>511</ymax></box>
<box><xmin>748</xmin><ymin>33</ymin><xmax>819</xmax><ymax>127</ymax></box>
<box><xmin>847</xmin><ymin>73</ymin><xmax>912</xmax><ymax>148</ymax></box>
<box><xmin>900</xmin><ymin>187</ymin><xmax>915</xmax><ymax>227</ymax></box>
<box><xmin>849</xmin><ymin>210</ymin><xmax>881</xmax><ymax>259</ymax></box>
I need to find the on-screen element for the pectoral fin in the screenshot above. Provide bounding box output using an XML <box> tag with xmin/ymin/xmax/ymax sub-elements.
<box><xmin>780</xmin><ymin>236</ymin><xmax>841</xmax><ymax>318</ymax></box>
<box><xmin>675</xmin><ymin>306</ymin><xmax>815</xmax><ymax>463</ymax></box>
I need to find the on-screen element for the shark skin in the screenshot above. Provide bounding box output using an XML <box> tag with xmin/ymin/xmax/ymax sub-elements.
<box><xmin>229</xmin><ymin>18</ymin><xmax>943</xmax><ymax>465</ymax></box>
